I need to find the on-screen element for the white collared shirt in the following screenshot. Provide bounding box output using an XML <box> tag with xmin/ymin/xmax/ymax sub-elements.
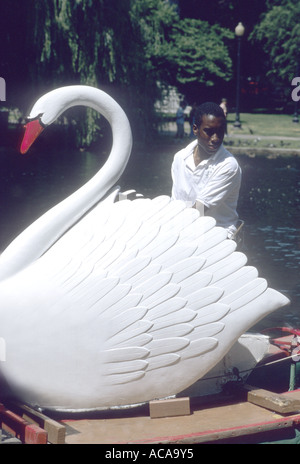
<box><xmin>171</xmin><ymin>140</ymin><xmax>241</xmax><ymax>235</ymax></box>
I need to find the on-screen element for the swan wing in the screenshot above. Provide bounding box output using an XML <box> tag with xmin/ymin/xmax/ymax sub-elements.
<box><xmin>0</xmin><ymin>197</ymin><xmax>289</xmax><ymax>410</ymax></box>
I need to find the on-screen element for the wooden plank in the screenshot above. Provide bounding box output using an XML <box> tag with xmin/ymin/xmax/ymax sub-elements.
<box><xmin>1</xmin><ymin>407</ymin><xmax>29</xmax><ymax>442</ymax></box>
<box><xmin>8</xmin><ymin>402</ymin><xmax>65</xmax><ymax>444</ymax></box>
<box><xmin>149</xmin><ymin>397</ymin><xmax>190</xmax><ymax>419</ymax></box>
<box><xmin>245</xmin><ymin>385</ymin><xmax>300</xmax><ymax>414</ymax></box>
<box><xmin>0</xmin><ymin>405</ymin><xmax>47</xmax><ymax>444</ymax></box>
<box><xmin>25</xmin><ymin>424</ymin><xmax>48</xmax><ymax>444</ymax></box>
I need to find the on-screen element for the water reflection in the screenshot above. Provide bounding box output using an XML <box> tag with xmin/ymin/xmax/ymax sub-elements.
<box><xmin>236</xmin><ymin>154</ymin><xmax>300</xmax><ymax>330</ymax></box>
<box><xmin>243</xmin><ymin>224</ymin><xmax>300</xmax><ymax>331</ymax></box>
<box><xmin>0</xmin><ymin>144</ymin><xmax>299</xmax><ymax>331</ymax></box>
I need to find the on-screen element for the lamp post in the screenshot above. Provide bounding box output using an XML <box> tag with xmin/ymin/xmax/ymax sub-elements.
<box><xmin>233</xmin><ymin>22</ymin><xmax>245</xmax><ymax>128</ymax></box>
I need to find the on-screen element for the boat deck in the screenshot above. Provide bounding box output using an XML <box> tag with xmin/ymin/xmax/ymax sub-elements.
<box><xmin>61</xmin><ymin>393</ymin><xmax>300</xmax><ymax>444</ymax></box>
<box><xmin>2</xmin><ymin>335</ymin><xmax>300</xmax><ymax>444</ymax></box>
<box><xmin>2</xmin><ymin>387</ymin><xmax>300</xmax><ymax>444</ymax></box>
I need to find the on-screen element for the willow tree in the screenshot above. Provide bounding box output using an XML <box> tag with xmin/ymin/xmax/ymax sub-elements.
<box><xmin>26</xmin><ymin>0</ymin><xmax>139</xmax><ymax>146</ymax></box>
<box><xmin>22</xmin><ymin>0</ymin><xmax>178</xmax><ymax>146</ymax></box>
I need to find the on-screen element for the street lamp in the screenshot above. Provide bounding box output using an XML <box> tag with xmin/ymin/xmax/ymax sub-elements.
<box><xmin>234</xmin><ymin>22</ymin><xmax>245</xmax><ymax>128</ymax></box>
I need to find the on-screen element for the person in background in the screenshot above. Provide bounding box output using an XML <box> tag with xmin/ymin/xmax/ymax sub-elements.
<box><xmin>219</xmin><ymin>98</ymin><xmax>228</xmax><ymax>134</ymax></box>
<box><xmin>175</xmin><ymin>101</ymin><xmax>186</xmax><ymax>139</ymax></box>
<box><xmin>189</xmin><ymin>102</ymin><xmax>197</xmax><ymax>138</ymax></box>
<box><xmin>171</xmin><ymin>102</ymin><xmax>242</xmax><ymax>239</ymax></box>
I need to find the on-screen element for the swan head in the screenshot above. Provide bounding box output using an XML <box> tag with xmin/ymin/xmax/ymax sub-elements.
<box><xmin>20</xmin><ymin>85</ymin><xmax>133</xmax><ymax>158</ymax></box>
<box><xmin>20</xmin><ymin>87</ymin><xmax>74</xmax><ymax>154</ymax></box>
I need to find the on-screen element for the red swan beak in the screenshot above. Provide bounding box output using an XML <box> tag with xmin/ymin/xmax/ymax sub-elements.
<box><xmin>20</xmin><ymin>119</ymin><xmax>44</xmax><ymax>154</ymax></box>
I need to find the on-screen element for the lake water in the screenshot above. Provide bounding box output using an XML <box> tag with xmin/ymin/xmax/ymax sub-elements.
<box><xmin>0</xmin><ymin>140</ymin><xmax>299</xmax><ymax>332</ymax></box>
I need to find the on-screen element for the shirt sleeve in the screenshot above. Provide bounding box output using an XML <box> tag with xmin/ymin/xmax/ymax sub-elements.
<box><xmin>196</xmin><ymin>161</ymin><xmax>241</xmax><ymax>209</ymax></box>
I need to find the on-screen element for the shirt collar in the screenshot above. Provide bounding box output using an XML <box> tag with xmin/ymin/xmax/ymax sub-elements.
<box><xmin>184</xmin><ymin>141</ymin><xmax>225</xmax><ymax>168</ymax></box>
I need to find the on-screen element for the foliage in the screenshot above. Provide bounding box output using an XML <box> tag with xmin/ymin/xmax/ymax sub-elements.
<box><xmin>130</xmin><ymin>0</ymin><xmax>178</xmax><ymax>59</ymax></box>
<box><xmin>250</xmin><ymin>0</ymin><xmax>300</xmax><ymax>94</ymax></box>
<box><xmin>167</xmin><ymin>19</ymin><xmax>234</xmax><ymax>87</ymax></box>
<box><xmin>31</xmin><ymin>0</ymin><xmax>183</xmax><ymax>146</ymax></box>
<box><xmin>176</xmin><ymin>0</ymin><xmax>267</xmax><ymax>31</ymax></box>
<box><xmin>12</xmin><ymin>0</ymin><xmax>237</xmax><ymax>146</ymax></box>
<box><xmin>30</xmin><ymin>0</ymin><xmax>142</xmax><ymax>146</ymax></box>
<box><xmin>3</xmin><ymin>0</ymin><xmax>290</xmax><ymax>147</ymax></box>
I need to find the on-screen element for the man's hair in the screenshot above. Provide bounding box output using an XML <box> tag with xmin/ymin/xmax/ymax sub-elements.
<box><xmin>194</xmin><ymin>102</ymin><xmax>225</xmax><ymax>127</ymax></box>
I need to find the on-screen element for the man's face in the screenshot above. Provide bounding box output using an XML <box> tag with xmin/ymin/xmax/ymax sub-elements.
<box><xmin>193</xmin><ymin>114</ymin><xmax>225</xmax><ymax>157</ymax></box>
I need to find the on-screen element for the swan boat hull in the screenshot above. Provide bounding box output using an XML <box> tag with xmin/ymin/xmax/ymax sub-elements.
<box><xmin>1</xmin><ymin>330</ymin><xmax>299</xmax><ymax>444</ymax></box>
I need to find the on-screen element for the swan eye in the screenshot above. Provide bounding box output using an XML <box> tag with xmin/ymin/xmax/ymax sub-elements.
<box><xmin>26</xmin><ymin>113</ymin><xmax>43</xmax><ymax>123</ymax></box>
<box><xmin>25</xmin><ymin>114</ymin><xmax>46</xmax><ymax>130</ymax></box>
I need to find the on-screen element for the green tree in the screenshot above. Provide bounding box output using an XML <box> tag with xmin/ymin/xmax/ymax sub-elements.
<box><xmin>29</xmin><ymin>0</ymin><xmax>144</xmax><ymax>146</ymax></box>
<box><xmin>29</xmin><ymin>0</ymin><xmax>179</xmax><ymax>145</ymax></box>
<box><xmin>250</xmin><ymin>0</ymin><xmax>300</xmax><ymax>100</ymax></box>
<box><xmin>175</xmin><ymin>0</ymin><xmax>270</xmax><ymax>108</ymax></box>
<box><xmin>130</xmin><ymin>3</ymin><xmax>234</xmax><ymax>103</ymax></box>
<box><xmin>1</xmin><ymin>0</ymin><xmax>241</xmax><ymax>146</ymax></box>
<box><xmin>168</xmin><ymin>19</ymin><xmax>233</xmax><ymax>87</ymax></box>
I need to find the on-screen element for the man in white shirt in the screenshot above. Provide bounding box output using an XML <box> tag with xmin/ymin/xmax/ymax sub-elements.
<box><xmin>171</xmin><ymin>102</ymin><xmax>242</xmax><ymax>238</ymax></box>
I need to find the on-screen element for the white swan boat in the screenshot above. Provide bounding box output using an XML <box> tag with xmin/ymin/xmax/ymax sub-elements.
<box><xmin>0</xmin><ymin>86</ymin><xmax>290</xmax><ymax>413</ymax></box>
